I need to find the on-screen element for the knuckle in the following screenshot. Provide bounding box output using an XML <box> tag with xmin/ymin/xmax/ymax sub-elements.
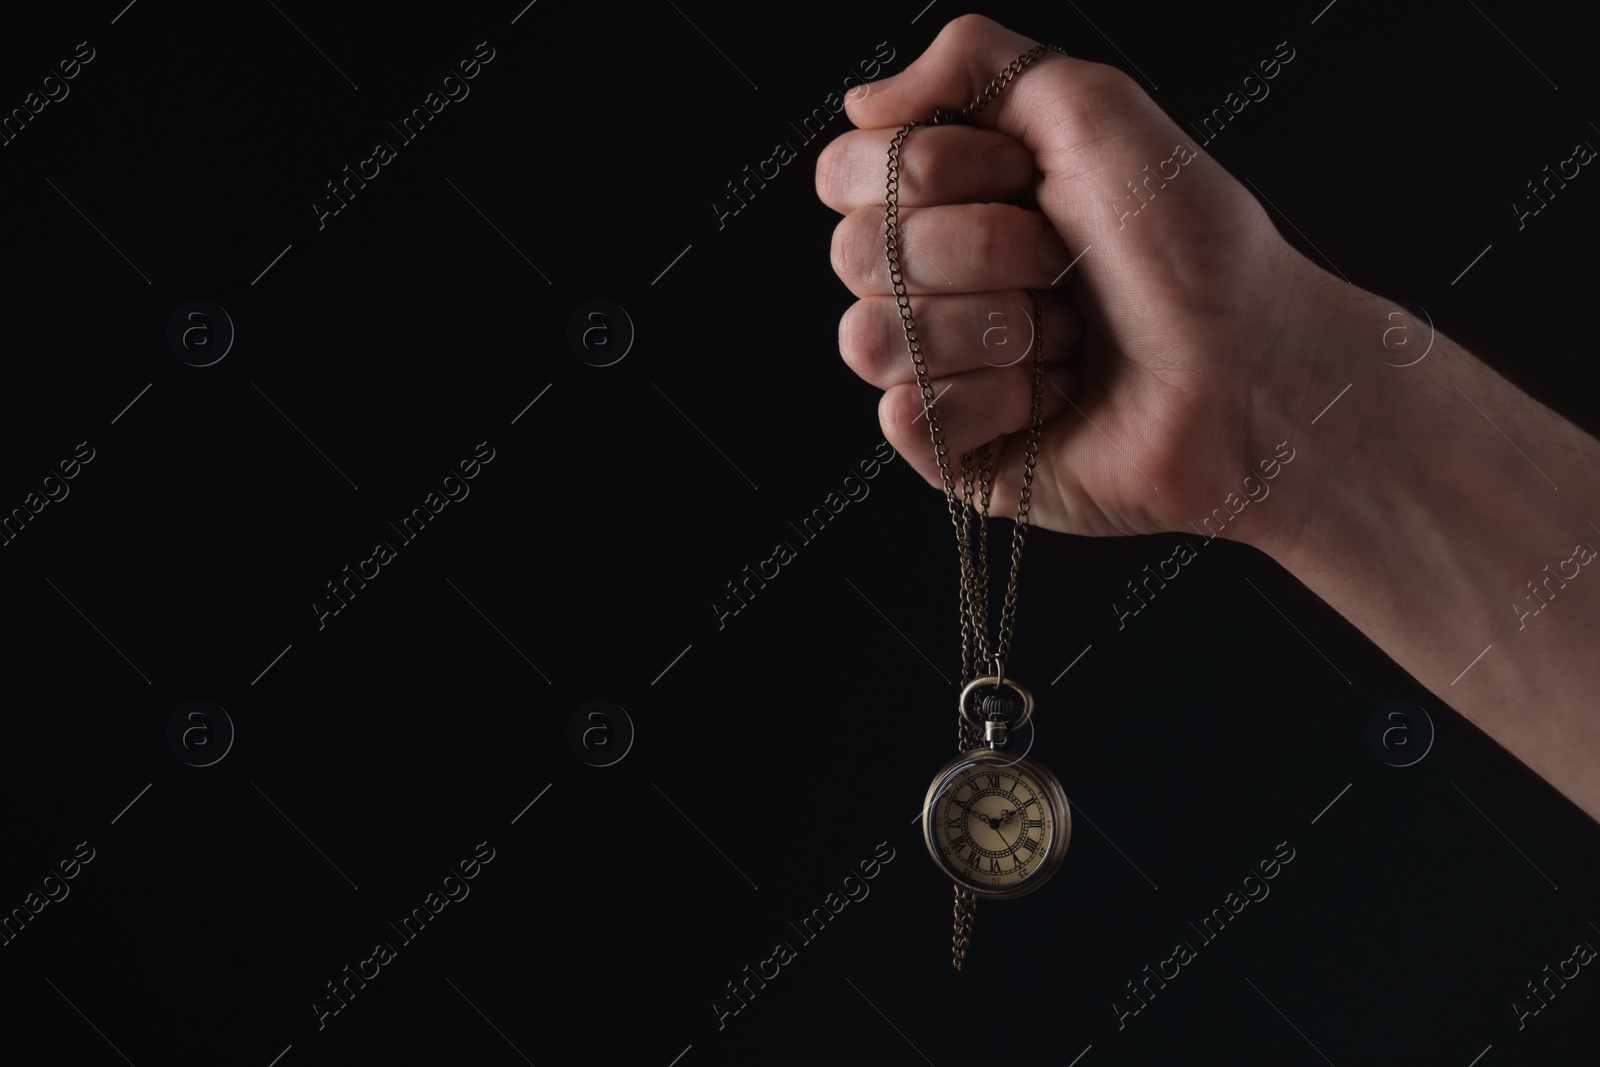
<box><xmin>830</xmin><ymin>215</ymin><xmax>852</xmax><ymax>280</ymax></box>
<box><xmin>878</xmin><ymin>388</ymin><xmax>902</xmax><ymax>434</ymax></box>
<box><xmin>945</xmin><ymin>13</ymin><xmax>998</xmax><ymax>43</ymax></box>
<box><xmin>968</xmin><ymin>206</ymin><xmax>998</xmax><ymax>267</ymax></box>
<box><xmin>838</xmin><ymin>302</ymin><xmax>874</xmax><ymax>376</ymax></box>
<box><xmin>833</xmin><ymin>208</ymin><xmax>883</xmax><ymax>293</ymax></box>
<box><xmin>879</xmin><ymin>383</ymin><xmax>917</xmax><ymax>432</ymax></box>
<box><xmin>896</xmin><ymin>135</ymin><xmax>932</xmax><ymax>200</ymax></box>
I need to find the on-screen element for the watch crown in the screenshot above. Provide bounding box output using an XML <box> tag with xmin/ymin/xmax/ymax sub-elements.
<box><xmin>981</xmin><ymin>693</ymin><xmax>1019</xmax><ymax>721</ymax></box>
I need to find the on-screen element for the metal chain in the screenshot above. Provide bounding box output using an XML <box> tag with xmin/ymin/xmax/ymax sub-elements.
<box><xmin>951</xmin><ymin>886</ymin><xmax>978</xmax><ymax>970</ymax></box>
<box><xmin>974</xmin><ymin>439</ymin><xmax>994</xmax><ymax>666</ymax></box>
<box><xmin>883</xmin><ymin>40</ymin><xmax>1068</xmax><ymax>973</ymax></box>
<box><xmin>948</xmin><ymin>288</ymin><xmax>1048</xmax><ymax>972</ymax></box>
<box><xmin>957</xmin><ymin>447</ymin><xmax>980</xmax><ymax>688</ymax></box>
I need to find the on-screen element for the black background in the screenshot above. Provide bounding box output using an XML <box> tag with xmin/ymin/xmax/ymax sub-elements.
<box><xmin>2</xmin><ymin>1</ymin><xmax>1598</xmax><ymax>1065</ymax></box>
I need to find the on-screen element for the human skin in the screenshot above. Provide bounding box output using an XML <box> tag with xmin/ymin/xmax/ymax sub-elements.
<box><xmin>816</xmin><ymin>14</ymin><xmax>1600</xmax><ymax>823</ymax></box>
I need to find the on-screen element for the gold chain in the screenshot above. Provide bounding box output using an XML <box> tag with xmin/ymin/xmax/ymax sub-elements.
<box><xmin>883</xmin><ymin>40</ymin><xmax>1067</xmax><ymax>973</ymax></box>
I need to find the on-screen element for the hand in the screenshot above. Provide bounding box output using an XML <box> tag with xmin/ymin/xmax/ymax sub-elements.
<box><xmin>816</xmin><ymin>18</ymin><xmax>1600</xmax><ymax>829</ymax></box>
<box><xmin>970</xmin><ymin>810</ymin><xmax>996</xmax><ymax>828</ymax></box>
<box><xmin>816</xmin><ymin>14</ymin><xmax>1355</xmax><ymax>546</ymax></box>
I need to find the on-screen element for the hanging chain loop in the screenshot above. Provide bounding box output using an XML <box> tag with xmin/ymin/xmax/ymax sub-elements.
<box><xmin>884</xmin><ymin>40</ymin><xmax>1069</xmax><ymax>972</ymax></box>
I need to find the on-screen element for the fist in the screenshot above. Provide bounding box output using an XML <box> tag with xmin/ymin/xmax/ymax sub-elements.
<box><xmin>816</xmin><ymin>14</ymin><xmax>1355</xmax><ymax>543</ymax></box>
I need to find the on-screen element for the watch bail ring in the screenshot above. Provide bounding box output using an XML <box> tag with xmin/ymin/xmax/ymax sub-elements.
<box><xmin>959</xmin><ymin>674</ymin><xmax>1034</xmax><ymax>733</ymax></box>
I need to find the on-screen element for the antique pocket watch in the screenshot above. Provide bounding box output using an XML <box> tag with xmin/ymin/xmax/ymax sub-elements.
<box><xmin>922</xmin><ymin>675</ymin><xmax>1071</xmax><ymax>899</ymax></box>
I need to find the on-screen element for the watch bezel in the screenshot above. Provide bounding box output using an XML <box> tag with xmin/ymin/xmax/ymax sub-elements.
<box><xmin>921</xmin><ymin>747</ymin><xmax>1071</xmax><ymax>900</ymax></box>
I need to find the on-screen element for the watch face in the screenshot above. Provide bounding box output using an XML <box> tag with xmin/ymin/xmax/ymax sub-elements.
<box><xmin>922</xmin><ymin>750</ymin><xmax>1070</xmax><ymax>899</ymax></box>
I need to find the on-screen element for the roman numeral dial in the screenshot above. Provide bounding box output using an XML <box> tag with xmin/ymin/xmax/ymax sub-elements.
<box><xmin>927</xmin><ymin>759</ymin><xmax>1061</xmax><ymax>894</ymax></box>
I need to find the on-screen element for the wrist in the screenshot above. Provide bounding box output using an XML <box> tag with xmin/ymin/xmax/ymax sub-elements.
<box><xmin>1213</xmin><ymin>246</ymin><xmax>1398</xmax><ymax>561</ymax></box>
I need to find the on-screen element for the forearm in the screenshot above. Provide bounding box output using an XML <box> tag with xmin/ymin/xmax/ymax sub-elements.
<box><xmin>1235</xmin><ymin>265</ymin><xmax>1600</xmax><ymax>823</ymax></box>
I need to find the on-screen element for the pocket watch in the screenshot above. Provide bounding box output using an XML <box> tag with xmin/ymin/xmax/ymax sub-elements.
<box><xmin>922</xmin><ymin>675</ymin><xmax>1071</xmax><ymax>899</ymax></box>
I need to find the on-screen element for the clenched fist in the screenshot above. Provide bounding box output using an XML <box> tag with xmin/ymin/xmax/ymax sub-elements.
<box><xmin>815</xmin><ymin>13</ymin><xmax>1357</xmax><ymax>546</ymax></box>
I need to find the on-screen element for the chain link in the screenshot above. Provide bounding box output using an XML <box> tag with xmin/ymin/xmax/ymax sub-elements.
<box><xmin>884</xmin><ymin>40</ymin><xmax>1068</xmax><ymax>973</ymax></box>
<box><xmin>951</xmin><ymin>886</ymin><xmax>978</xmax><ymax>971</ymax></box>
<box><xmin>957</xmin><ymin>447</ymin><xmax>980</xmax><ymax>687</ymax></box>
